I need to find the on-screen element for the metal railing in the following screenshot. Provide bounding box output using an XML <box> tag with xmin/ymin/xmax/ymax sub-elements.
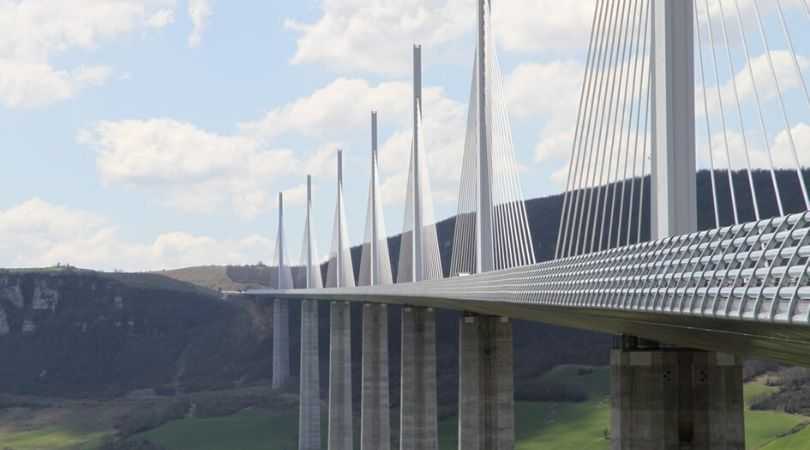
<box><xmin>247</xmin><ymin>212</ymin><xmax>810</xmax><ymax>326</ymax></box>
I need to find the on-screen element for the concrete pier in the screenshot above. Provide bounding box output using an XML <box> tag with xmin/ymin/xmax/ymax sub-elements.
<box><xmin>605</xmin><ymin>0</ymin><xmax>746</xmax><ymax>447</ymax></box>
<box><xmin>611</xmin><ymin>340</ymin><xmax>744</xmax><ymax>450</ymax></box>
<box><xmin>400</xmin><ymin>306</ymin><xmax>438</xmax><ymax>450</ymax></box>
<box><xmin>299</xmin><ymin>299</ymin><xmax>321</xmax><ymax>450</ymax></box>
<box><xmin>328</xmin><ymin>301</ymin><xmax>353</xmax><ymax>450</ymax></box>
<box><xmin>272</xmin><ymin>298</ymin><xmax>290</xmax><ymax>389</ymax></box>
<box><xmin>361</xmin><ymin>303</ymin><xmax>391</xmax><ymax>450</ymax></box>
<box><xmin>458</xmin><ymin>314</ymin><xmax>514</xmax><ymax>450</ymax></box>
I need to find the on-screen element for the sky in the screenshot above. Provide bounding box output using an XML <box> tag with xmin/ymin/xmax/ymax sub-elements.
<box><xmin>1</xmin><ymin>0</ymin><xmax>809</xmax><ymax>271</ymax></box>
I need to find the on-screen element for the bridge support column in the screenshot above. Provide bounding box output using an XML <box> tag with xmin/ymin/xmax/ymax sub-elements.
<box><xmin>458</xmin><ymin>314</ymin><xmax>514</xmax><ymax>450</ymax></box>
<box><xmin>400</xmin><ymin>306</ymin><xmax>438</xmax><ymax>450</ymax></box>
<box><xmin>610</xmin><ymin>0</ymin><xmax>744</xmax><ymax>447</ymax></box>
<box><xmin>611</xmin><ymin>339</ymin><xmax>744</xmax><ymax>450</ymax></box>
<box><xmin>361</xmin><ymin>303</ymin><xmax>391</xmax><ymax>450</ymax></box>
<box><xmin>329</xmin><ymin>301</ymin><xmax>353</xmax><ymax>450</ymax></box>
<box><xmin>299</xmin><ymin>299</ymin><xmax>321</xmax><ymax>450</ymax></box>
<box><xmin>272</xmin><ymin>298</ymin><xmax>290</xmax><ymax>389</ymax></box>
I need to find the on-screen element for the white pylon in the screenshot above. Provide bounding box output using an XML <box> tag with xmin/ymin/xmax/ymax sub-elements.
<box><xmin>272</xmin><ymin>192</ymin><xmax>292</xmax><ymax>391</ymax></box>
<box><xmin>476</xmin><ymin>0</ymin><xmax>494</xmax><ymax>274</ymax></box>
<box><xmin>397</xmin><ymin>44</ymin><xmax>444</xmax><ymax>283</ymax></box>
<box><xmin>326</xmin><ymin>150</ymin><xmax>356</xmax><ymax>288</ymax></box>
<box><xmin>360</xmin><ymin>112</ymin><xmax>394</xmax><ymax>286</ymax></box>
<box><xmin>300</xmin><ymin>175</ymin><xmax>323</xmax><ymax>289</ymax></box>
<box><xmin>651</xmin><ymin>0</ymin><xmax>696</xmax><ymax>239</ymax></box>
<box><xmin>451</xmin><ymin>0</ymin><xmax>535</xmax><ymax>277</ymax></box>
<box><xmin>275</xmin><ymin>192</ymin><xmax>294</xmax><ymax>289</ymax></box>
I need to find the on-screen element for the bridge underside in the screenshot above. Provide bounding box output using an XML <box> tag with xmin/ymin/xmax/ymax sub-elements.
<box><xmin>250</xmin><ymin>291</ymin><xmax>810</xmax><ymax>367</ymax></box>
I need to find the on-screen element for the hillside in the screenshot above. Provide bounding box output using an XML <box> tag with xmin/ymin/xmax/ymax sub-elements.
<box><xmin>0</xmin><ymin>268</ymin><xmax>274</xmax><ymax>397</ymax></box>
<box><xmin>0</xmin><ymin>268</ymin><xmax>613</xmax><ymax>448</ymax></box>
<box><xmin>1</xmin><ymin>366</ymin><xmax>807</xmax><ymax>450</ymax></box>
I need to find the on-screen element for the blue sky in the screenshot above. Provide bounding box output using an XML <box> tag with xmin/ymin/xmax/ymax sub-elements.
<box><xmin>1</xmin><ymin>0</ymin><xmax>809</xmax><ymax>271</ymax></box>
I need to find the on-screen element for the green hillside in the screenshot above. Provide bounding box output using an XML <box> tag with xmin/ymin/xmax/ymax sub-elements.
<box><xmin>0</xmin><ymin>366</ymin><xmax>808</xmax><ymax>450</ymax></box>
<box><xmin>130</xmin><ymin>367</ymin><xmax>810</xmax><ymax>450</ymax></box>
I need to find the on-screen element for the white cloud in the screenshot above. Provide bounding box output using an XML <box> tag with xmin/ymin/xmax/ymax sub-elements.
<box><xmin>241</xmin><ymin>79</ymin><xmax>412</xmax><ymax>141</ymax></box>
<box><xmin>504</xmin><ymin>61</ymin><xmax>584</xmax><ymax>166</ymax></box>
<box><xmin>506</xmin><ymin>61</ymin><xmax>584</xmax><ymax>121</ymax></box>
<box><xmin>0</xmin><ymin>60</ymin><xmax>113</xmax><ymax>108</ymax></box>
<box><xmin>0</xmin><ymin>198</ymin><xmax>274</xmax><ymax>271</ymax></box>
<box><xmin>282</xmin><ymin>183</ymin><xmax>308</xmax><ymax>207</ymax></box>
<box><xmin>514</xmin><ymin>59</ymin><xmax>654</xmax><ymax>190</ymax></box>
<box><xmin>498</xmin><ymin>60</ymin><xmax>591</xmax><ymax>189</ymax></box>
<box><xmin>534</xmin><ymin>130</ymin><xmax>577</xmax><ymax>165</ymax></box>
<box><xmin>493</xmin><ymin>0</ymin><xmax>595</xmax><ymax>52</ymax></box>
<box><xmin>284</xmin><ymin>0</ymin><xmax>600</xmax><ymax>74</ymax></box>
<box><xmin>697</xmin><ymin>0</ymin><xmax>807</xmax><ymax>25</ymax></box>
<box><xmin>285</xmin><ymin>0</ymin><xmax>474</xmax><ymax>75</ymax></box>
<box><xmin>702</xmin><ymin>122</ymin><xmax>810</xmax><ymax>171</ymax></box>
<box><xmin>550</xmin><ymin>164</ymin><xmax>569</xmax><ymax>187</ymax></box>
<box><xmin>188</xmin><ymin>0</ymin><xmax>212</xmax><ymax>48</ymax></box>
<box><xmin>148</xmin><ymin>8</ymin><xmax>176</xmax><ymax>27</ymax></box>
<box><xmin>0</xmin><ymin>0</ymin><xmax>177</xmax><ymax>108</ymax></box>
<box><xmin>379</xmin><ymin>170</ymin><xmax>410</xmax><ymax>206</ymax></box>
<box><xmin>87</xmin><ymin>119</ymin><xmax>254</xmax><ymax>185</ymax></box>
<box><xmin>772</xmin><ymin>123</ymin><xmax>810</xmax><ymax>168</ymax></box>
<box><xmin>697</xmin><ymin>51</ymin><xmax>810</xmax><ymax>117</ymax></box>
<box><xmin>82</xmin><ymin>118</ymin><xmax>299</xmax><ymax>218</ymax></box>
<box><xmin>301</xmin><ymin>143</ymin><xmax>342</xmax><ymax>179</ymax></box>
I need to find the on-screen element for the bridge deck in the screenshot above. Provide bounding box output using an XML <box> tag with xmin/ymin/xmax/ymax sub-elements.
<box><xmin>235</xmin><ymin>212</ymin><xmax>810</xmax><ymax>366</ymax></box>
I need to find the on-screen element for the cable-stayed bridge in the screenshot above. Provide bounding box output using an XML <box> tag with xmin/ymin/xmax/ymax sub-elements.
<box><xmin>231</xmin><ymin>1</ymin><xmax>810</xmax><ymax>449</ymax></box>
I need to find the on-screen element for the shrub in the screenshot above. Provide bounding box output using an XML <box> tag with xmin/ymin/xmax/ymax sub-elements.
<box><xmin>743</xmin><ymin>360</ymin><xmax>780</xmax><ymax>382</ymax></box>
<box><xmin>781</xmin><ymin>367</ymin><xmax>810</xmax><ymax>388</ymax></box>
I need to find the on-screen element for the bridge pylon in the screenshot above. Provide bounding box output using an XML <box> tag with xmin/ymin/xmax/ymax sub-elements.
<box><xmin>611</xmin><ymin>2</ymin><xmax>744</xmax><ymax>449</ymax></box>
<box><xmin>452</xmin><ymin>0</ymin><xmax>533</xmax><ymax>447</ymax></box>
<box><xmin>398</xmin><ymin>44</ymin><xmax>442</xmax><ymax>450</ymax></box>
<box><xmin>327</xmin><ymin>150</ymin><xmax>355</xmax><ymax>450</ymax></box>
<box><xmin>272</xmin><ymin>192</ymin><xmax>292</xmax><ymax>390</ymax></box>
<box><xmin>359</xmin><ymin>111</ymin><xmax>393</xmax><ymax>450</ymax></box>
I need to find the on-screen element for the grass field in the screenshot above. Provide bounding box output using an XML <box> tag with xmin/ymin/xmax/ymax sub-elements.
<box><xmin>0</xmin><ymin>427</ymin><xmax>108</xmax><ymax>450</ymax></box>
<box><xmin>135</xmin><ymin>367</ymin><xmax>809</xmax><ymax>450</ymax></box>
<box><xmin>142</xmin><ymin>408</ymin><xmax>301</xmax><ymax>450</ymax></box>
<box><xmin>1</xmin><ymin>367</ymin><xmax>809</xmax><ymax>450</ymax></box>
<box><xmin>140</xmin><ymin>399</ymin><xmax>805</xmax><ymax>450</ymax></box>
<box><xmin>0</xmin><ymin>400</ymin><xmax>118</xmax><ymax>450</ymax></box>
<box><xmin>759</xmin><ymin>424</ymin><xmax>810</xmax><ymax>449</ymax></box>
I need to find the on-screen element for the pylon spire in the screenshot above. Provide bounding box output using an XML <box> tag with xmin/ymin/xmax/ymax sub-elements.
<box><xmin>301</xmin><ymin>175</ymin><xmax>323</xmax><ymax>289</ymax></box>
<box><xmin>413</xmin><ymin>45</ymin><xmax>424</xmax><ymax>282</ymax></box>
<box><xmin>476</xmin><ymin>0</ymin><xmax>494</xmax><ymax>274</ymax></box>
<box><xmin>327</xmin><ymin>150</ymin><xmax>355</xmax><ymax>288</ymax></box>
<box><xmin>398</xmin><ymin>44</ymin><xmax>444</xmax><ymax>283</ymax></box>
<box><xmin>360</xmin><ymin>112</ymin><xmax>393</xmax><ymax>286</ymax></box>
<box><xmin>275</xmin><ymin>192</ymin><xmax>293</xmax><ymax>289</ymax></box>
